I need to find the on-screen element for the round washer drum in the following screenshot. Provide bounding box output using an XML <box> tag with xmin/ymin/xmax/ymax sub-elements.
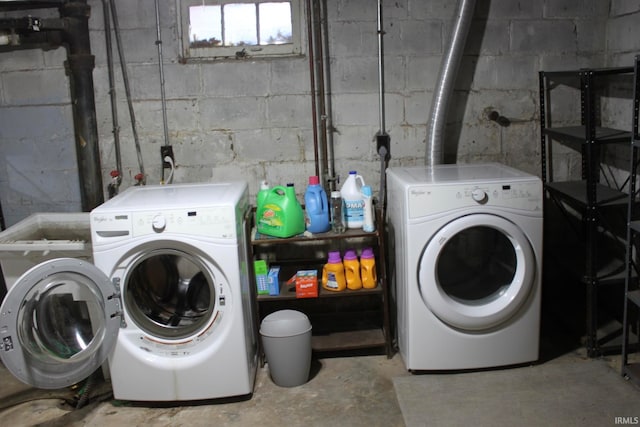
<box><xmin>0</xmin><ymin>258</ymin><xmax>121</xmax><ymax>389</ymax></box>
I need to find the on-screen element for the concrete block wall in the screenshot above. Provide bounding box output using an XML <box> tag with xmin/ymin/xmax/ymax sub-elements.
<box><xmin>600</xmin><ymin>0</ymin><xmax>640</xmax><ymax>190</ymax></box>
<box><xmin>0</xmin><ymin>0</ymin><xmax>637</xmax><ymax>226</ymax></box>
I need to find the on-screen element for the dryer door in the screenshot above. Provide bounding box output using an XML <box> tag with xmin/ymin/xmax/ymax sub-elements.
<box><xmin>0</xmin><ymin>258</ymin><xmax>120</xmax><ymax>389</ymax></box>
<box><xmin>418</xmin><ymin>213</ymin><xmax>536</xmax><ymax>331</ymax></box>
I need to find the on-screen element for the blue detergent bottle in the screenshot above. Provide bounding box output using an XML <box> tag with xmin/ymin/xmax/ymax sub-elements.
<box><xmin>304</xmin><ymin>175</ymin><xmax>330</xmax><ymax>233</ymax></box>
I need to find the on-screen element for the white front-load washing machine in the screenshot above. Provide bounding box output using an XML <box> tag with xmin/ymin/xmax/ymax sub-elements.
<box><xmin>386</xmin><ymin>163</ymin><xmax>543</xmax><ymax>371</ymax></box>
<box><xmin>0</xmin><ymin>182</ymin><xmax>257</xmax><ymax>401</ymax></box>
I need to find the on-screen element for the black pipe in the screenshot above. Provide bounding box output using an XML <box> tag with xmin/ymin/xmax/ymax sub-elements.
<box><xmin>0</xmin><ymin>1</ymin><xmax>103</xmax><ymax>212</ymax></box>
<box><xmin>60</xmin><ymin>0</ymin><xmax>104</xmax><ymax>211</ymax></box>
<box><xmin>0</xmin><ymin>30</ymin><xmax>63</xmax><ymax>52</ymax></box>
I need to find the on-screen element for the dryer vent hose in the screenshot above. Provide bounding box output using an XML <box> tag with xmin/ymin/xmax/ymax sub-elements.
<box><xmin>426</xmin><ymin>0</ymin><xmax>476</xmax><ymax>167</ymax></box>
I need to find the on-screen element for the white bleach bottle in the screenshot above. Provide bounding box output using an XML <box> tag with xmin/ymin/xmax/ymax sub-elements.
<box><xmin>341</xmin><ymin>171</ymin><xmax>366</xmax><ymax>229</ymax></box>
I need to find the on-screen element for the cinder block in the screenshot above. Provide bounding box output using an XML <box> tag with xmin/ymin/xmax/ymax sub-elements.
<box><xmin>270</xmin><ymin>59</ymin><xmax>311</xmax><ymax>95</ymax></box>
<box><xmin>199</xmin><ymin>97</ymin><xmax>267</xmax><ymax>130</ymax></box>
<box><xmin>406</xmin><ymin>56</ymin><xmax>441</xmax><ymax>91</ymax></box>
<box><xmin>466</xmin><ymin>21</ymin><xmax>510</xmax><ymax>56</ymax></box>
<box><xmin>511</xmin><ymin>21</ymin><xmax>577</xmax><ymax>53</ymax></box>
<box><xmin>3</xmin><ymin>70</ymin><xmax>69</xmax><ymax>105</ymax></box>
<box><xmin>267</xmin><ymin>95</ymin><xmax>312</xmax><ymax>127</ymax></box>
<box><xmin>0</xmin><ymin>106</ymin><xmax>72</xmax><ymax>139</ymax></box>
<box><xmin>387</xmin><ymin>20</ymin><xmax>441</xmax><ymax>56</ymax></box>
<box><xmin>544</xmin><ymin>0</ymin><xmax>608</xmax><ymax>18</ymax></box>
<box><xmin>332</xmin><ymin>57</ymin><xmax>380</xmax><ymax>94</ymax></box>
<box><xmin>202</xmin><ymin>61</ymin><xmax>270</xmax><ymax>97</ymax></box>
<box><xmin>329</xmin><ymin>22</ymin><xmax>368</xmax><ymax>59</ymax></box>
<box><xmin>606</xmin><ymin>14</ymin><xmax>640</xmax><ymax>53</ymax></box>
<box><xmin>332</xmin><ymin>93</ymin><xmax>378</xmax><ymax>126</ymax></box>
<box><xmin>471</xmin><ymin>56</ymin><xmax>538</xmax><ymax>90</ymax></box>
<box><xmin>233</xmin><ymin>128</ymin><xmax>303</xmax><ymax>161</ymax></box>
<box><xmin>610</xmin><ymin>0</ymin><xmax>640</xmax><ymax>16</ymax></box>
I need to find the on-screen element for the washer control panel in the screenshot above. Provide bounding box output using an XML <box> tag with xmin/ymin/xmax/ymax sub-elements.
<box><xmin>91</xmin><ymin>206</ymin><xmax>237</xmax><ymax>242</ymax></box>
<box><xmin>408</xmin><ymin>180</ymin><xmax>542</xmax><ymax>218</ymax></box>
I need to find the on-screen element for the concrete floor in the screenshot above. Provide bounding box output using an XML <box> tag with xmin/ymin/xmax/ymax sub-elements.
<box><xmin>1</xmin><ymin>305</ymin><xmax>638</xmax><ymax>427</ymax></box>
<box><xmin>1</xmin><ymin>226</ymin><xmax>640</xmax><ymax>426</ymax></box>
<box><xmin>0</xmin><ymin>352</ymin><xmax>408</xmax><ymax>427</ymax></box>
<box><xmin>0</xmin><ymin>343</ymin><xmax>637</xmax><ymax>426</ymax></box>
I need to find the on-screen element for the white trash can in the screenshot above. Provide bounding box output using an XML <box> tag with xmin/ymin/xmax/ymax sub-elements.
<box><xmin>260</xmin><ymin>310</ymin><xmax>312</xmax><ymax>387</ymax></box>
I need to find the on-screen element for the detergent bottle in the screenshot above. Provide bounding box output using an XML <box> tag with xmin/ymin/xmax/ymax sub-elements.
<box><xmin>256</xmin><ymin>180</ymin><xmax>270</xmax><ymax>212</ymax></box>
<box><xmin>341</xmin><ymin>171</ymin><xmax>366</xmax><ymax>229</ymax></box>
<box><xmin>304</xmin><ymin>176</ymin><xmax>330</xmax><ymax>233</ymax></box>
<box><xmin>361</xmin><ymin>185</ymin><xmax>375</xmax><ymax>232</ymax></box>
<box><xmin>343</xmin><ymin>249</ymin><xmax>362</xmax><ymax>290</ymax></box>
<box><xmin>256</xmin><ymin>183</ymin><xmax>305</xmax><ymax>238</ymax></box>
<box><xmin>360</xmin><ymin>247</ymin><xmax>378</xmax><ymax>289</ymax></box>
<box><xmin>322</xmin><ymin>251</ymin><xmax>346</xmax><ymax>291</ymax></box>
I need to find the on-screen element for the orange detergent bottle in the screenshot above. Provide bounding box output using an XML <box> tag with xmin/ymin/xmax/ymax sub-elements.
<box><xmin>322</xmin><ymin>251</ymin><xmax>346</xmax><ymax>291</ymax></box>
<box><xmin>344</xmin><ymin>249</ymin><xmax>362</xmax><ymax>290</ymax></box>
<box><xmin>360</xmin><ymin>247</ymin><xmax>377</xmax><ymax>289</ymax></box>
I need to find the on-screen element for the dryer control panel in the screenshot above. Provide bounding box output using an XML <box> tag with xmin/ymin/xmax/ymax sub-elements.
<box><xmin>408</xmin><ymin>180</ymin><xmax>542</xmax><ymax>218</ymax></box>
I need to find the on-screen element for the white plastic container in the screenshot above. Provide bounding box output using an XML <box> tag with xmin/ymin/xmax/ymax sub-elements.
<box><xmin>0</xmin><ymin>213</ymin><xmax>92</xmax><ymax>290</ymax></box>
<box><xmin>341</xmin><ymin>171</ymin><xmax>366</xmax><ymax>229</ymax></box>
<box><xmin>362</xmin><ymin>185</ymin><xmax>375</xmax><ymax>232</ymax></box>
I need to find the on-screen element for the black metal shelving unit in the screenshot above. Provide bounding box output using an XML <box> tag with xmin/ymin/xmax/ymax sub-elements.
<box><xmin>540</xmin><ymin>65</ymin><xmax>634</xmax><ymax>357</ymax></box>
<box><xmin>622</xmin><ymin>55</ymin><xmax>640</xmax><ymax>386</ymax></box>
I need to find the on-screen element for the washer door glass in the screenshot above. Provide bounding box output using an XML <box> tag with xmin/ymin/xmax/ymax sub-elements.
<box><xmin>418</xmin><ymin>214</ymin><xmax>535</xmax><ymax>330</ymax></box>
<box><xmin>125</xmin><ymin>249</ymin><xmax>216</xmax><ymax>340</ymax></box>
<box><xmin>0</xmin><ymin>258</ymin><xmax>120</xmax><ymax>389</ymax></box>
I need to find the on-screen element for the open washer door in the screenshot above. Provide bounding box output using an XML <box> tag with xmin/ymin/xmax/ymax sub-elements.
<box><xmin>418</xmin><ymin>213</ymin><xmax>536</xmax><ymax>331</ymax></box>
<box><xmin>0</xmin><ymin>258</ymin><xmax>120</xmax><ymax>389</ymax></box>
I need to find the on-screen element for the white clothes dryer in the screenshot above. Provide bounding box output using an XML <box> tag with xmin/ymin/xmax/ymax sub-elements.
<box><xmin>0</xmin><ymin>182</ymin><xmax>257</xmax><ymax>401</ymax></box>
<box><xmin>386</xmin><ymin>163</ymin><xmax>543</xmax><ymax>371</ymax></box>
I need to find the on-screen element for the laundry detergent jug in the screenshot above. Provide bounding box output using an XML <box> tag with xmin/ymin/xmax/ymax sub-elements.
<box><xmin>256</xmin><ymin>184</ymin><xmax>305</xmax><ymax>238</ymax></box>
<box><xmin>322</xmin><ymin>251</ymin><xmax>346</xmax><ymax>292</ymax></box>
<box><xmin>304</xmin><ymin>176</ymin><xmax>330</xmax><ymax>233</ymax></box>
<box><xmin>360</xmin><ymin>247</ymin><xmax>377</xmax><ymax>289</ymax></box>
<box><xmin>343</xmin><ymin>249</ymin><xmax>362</xmax><ymax>290</ymax></box>
<box><xmin>340</xmin><ymin>171</ymin><xmax>366</xmax><ymax>229</ymax></box>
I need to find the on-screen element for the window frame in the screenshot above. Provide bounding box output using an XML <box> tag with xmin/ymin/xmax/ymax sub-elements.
<box><xmin>177</xmin><ymin>0</ymin><xmax>304</xmax><ymax>61</ymax></box>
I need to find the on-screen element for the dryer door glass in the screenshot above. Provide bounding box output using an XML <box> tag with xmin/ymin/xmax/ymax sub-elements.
<box><xmin>125</xmin><ymin>249</ymin><xmax>215</xmax><ymax>339</ymax></box>
<box><xmin>437</xmin><ymin>226</ymin><xmax>516</xmax><ymax>302</ymax></box>
<box><xmin>0</xmin><ymin>258</ymin><xmax>119</xmax><ymax>389</ymax></box>
<box><xmin>419</xmin><ymin>214</ymin><xmax>535</xmax><ymax>331</ymax></box>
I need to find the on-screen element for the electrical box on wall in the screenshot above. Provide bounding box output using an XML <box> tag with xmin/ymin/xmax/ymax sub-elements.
<box><xmin>161</xmin><ymin>146</ymin><xmax>174</xmax><ymax>169</ymax></box>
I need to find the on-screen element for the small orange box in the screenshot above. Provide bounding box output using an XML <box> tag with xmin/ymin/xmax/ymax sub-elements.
<box><xmin>295</xmin><ymin>270</ymin><xmax>318</xmax><ymax>298</ymax></box>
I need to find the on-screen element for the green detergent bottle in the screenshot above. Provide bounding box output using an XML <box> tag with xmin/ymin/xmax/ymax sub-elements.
<box><xmin>256</xmin><ymin>183</ymin><xmax>305</xmax><ymax>238</ymax></box>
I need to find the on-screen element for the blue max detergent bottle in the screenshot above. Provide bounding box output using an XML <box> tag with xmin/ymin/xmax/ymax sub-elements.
<box><xmin>304</xmin><ymin>176</ymin><xmax>330</xmax><ymax>233</ymax></box>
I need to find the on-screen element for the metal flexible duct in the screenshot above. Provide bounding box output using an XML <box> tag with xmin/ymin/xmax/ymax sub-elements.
<box><xmin>425</xmin><ymin>0</ymin><xmax>476</xmax><ymax>166</ymax></box>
